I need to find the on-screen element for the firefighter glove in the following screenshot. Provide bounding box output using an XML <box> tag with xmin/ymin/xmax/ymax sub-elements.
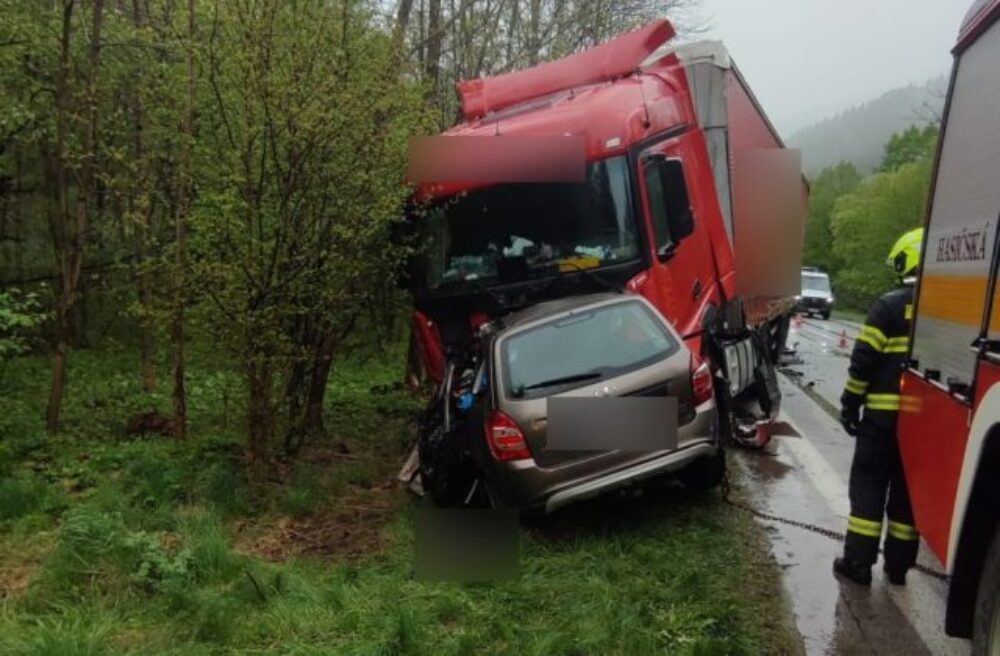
<box><xmin>840</xmin><ymin>402</ymin><xmax>861</xmax><ymax>437</ymax></box>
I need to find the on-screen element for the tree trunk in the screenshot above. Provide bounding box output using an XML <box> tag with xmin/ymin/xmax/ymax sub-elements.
<box><xmin>303</xmin><ymin>327</ymin><xmax>337</xmax><ymax>432</ymax></box>
<box><xmin>172</xmin><ymin>0</ymin><xmax>195</xmax><ymax>439</ymax></box>
<box><xmin>283</xmin><ymin>316</ymin><xmax>312</xmax><ymax>455</ymax></box>
<box><xmin>425</xmin><ymin>0</ymin><xmax>442</xmax><ymax>92</ymax></box>
<box><xmin>48</xmin><ymin>0</ymin><xmax>105</xmax><ymax>432</ymax></box>
<box><xmin>528</xmin><ymin>0</ymin><xmax>541</xmax><ymax>65</ymax></box>
<box><xmin>391</xmin><ymin>0</ymin><xmax>414</xmax><ymax>57</ymax></box>
<box><xmin>133</xmin><ymin>0</ymin><xmax>156</xmax><ymax>392</ymax></box>
<box><xmin>247</xmin><ymin>360</ymin><xmax>275</xmax><ymax>471</ymax></box>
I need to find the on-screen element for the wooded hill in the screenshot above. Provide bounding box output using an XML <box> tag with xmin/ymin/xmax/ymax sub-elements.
<box><xmin>788</xmin><ymin>76</ymin><xmax>946</xmax><ymax>176</ymax></box>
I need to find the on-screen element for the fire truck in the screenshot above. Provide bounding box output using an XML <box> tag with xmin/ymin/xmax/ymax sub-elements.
<box><xmin>405</xmin><ymin>20</ymin><xmax>806</xmax><ymax>457</ymax></box>
<box><xmin>897</xmin><ymin>0</ymin><xmax>1000</xmax><ymax>650</ymax></box>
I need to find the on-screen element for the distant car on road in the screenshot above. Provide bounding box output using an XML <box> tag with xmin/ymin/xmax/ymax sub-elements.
<box><xmin>797</xmin><ymin>267</ymin><xmax>835</xmax><ymax>320</ymax></box>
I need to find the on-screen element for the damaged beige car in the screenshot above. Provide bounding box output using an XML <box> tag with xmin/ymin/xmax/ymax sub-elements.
<box><xmin>402</xmin><ymin>293</ymin><xmax>724</xmax><ymax>514</ymax></box>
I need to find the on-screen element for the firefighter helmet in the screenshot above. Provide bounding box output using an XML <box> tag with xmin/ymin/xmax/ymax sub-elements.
<box><xmin>887</xmin><ymin>227</ymin><xmax>924</xmax><ymax>278</ymax></box>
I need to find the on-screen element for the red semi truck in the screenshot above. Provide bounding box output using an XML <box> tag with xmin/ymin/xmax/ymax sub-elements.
<box><xmin>897</xmin><ymin>0</ymin><xmax>1000</xmax><ymax>650</ymax></box>
<box><xmin>407</xmin><ymin>20</ymin><xmax>805</xmax><ymax>452</ymax></box>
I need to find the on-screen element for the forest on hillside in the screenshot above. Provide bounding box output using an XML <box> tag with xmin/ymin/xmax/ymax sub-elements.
<box><xmin>788</xmin><ymin>77</ymin><xmax>945</xmax><ymax>176</ymax></box>
<box><xmin>801</xmin><ymin>124</ymin><xmax>939</xmax><ymax>310</ymax></box>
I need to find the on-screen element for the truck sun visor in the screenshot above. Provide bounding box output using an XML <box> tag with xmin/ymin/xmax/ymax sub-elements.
<box><xmin>408</xmin><ymin>135</ymin><xmax>585</xmax><ymax>184</ymax></box>
<box><xmin>456</xmin><ymin>19</ymin><xmax>676</xmax><ymax>121</ymax></box>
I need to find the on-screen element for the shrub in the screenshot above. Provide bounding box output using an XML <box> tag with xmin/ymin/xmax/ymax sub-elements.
<box><xmin>0</xmin><ymin>473</ymin><xmax>57</xmax><ymax>523</ymax></box>
<box><xmin>196</xmin><ymin>459</ymin><xmax>253</xmax><ymax>517</ymax></box>
<box><xmin>279</xmin><ymin>466</ymin><xmax>322</xmax><ymax>518</ymax></box>
<box><xmin>0</xmin><ymin>289</ymin><xmax>46</xmax><ymax>362</ymax></box>
<box><xmin>122</xmin><ymin>447</ymin><xmax>186</xmax><ymax>510</ymax></box>
<box><xmin>44</xmin><ymin>508</ymin><xmax>194</xmax><ymax>597</ymax></box>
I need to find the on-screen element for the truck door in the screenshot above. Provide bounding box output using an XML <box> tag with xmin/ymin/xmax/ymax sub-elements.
<box><xmin>636</xmin><ymin>134</ymin><xmax>720</xmax><ymax>339</ymax></box>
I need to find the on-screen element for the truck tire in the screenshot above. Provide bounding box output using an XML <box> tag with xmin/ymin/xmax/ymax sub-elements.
<box><xmin>677</xmin><ymin>446</ymin><xmax>726</xmax><ymax>491</ymax></box>
<box><xmin>973</xmin><ymin>525</ymin><xmax>1000</xmax><ymax>655</ymax></box>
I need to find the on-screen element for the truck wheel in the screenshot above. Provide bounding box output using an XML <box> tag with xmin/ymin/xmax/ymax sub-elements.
<box><xmin>677</xmin><ymin>446</ymin><xmax>726</xmax><ymax>491</ymax></box>
<box><xmin>821</xmin><ymin>310</ymin><xmax>831</xmax><ymax>321</ymax></box>
<box><xmin>973</xmin><ymin>525</ymin><xmax>1000</xmax><ymax>656</ymax></box>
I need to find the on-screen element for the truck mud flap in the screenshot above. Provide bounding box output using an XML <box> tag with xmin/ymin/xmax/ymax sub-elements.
<box><xmin>751</xmin><ymin>329</ymin><xmax>781</xmax><ymax>420</ymax></box>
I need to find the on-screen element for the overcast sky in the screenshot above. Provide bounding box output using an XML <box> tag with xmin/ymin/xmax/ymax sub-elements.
<box><xmin>697</xmin><ymin>0</ymin><xmax>972</xmax><ymax>136</ymax></box>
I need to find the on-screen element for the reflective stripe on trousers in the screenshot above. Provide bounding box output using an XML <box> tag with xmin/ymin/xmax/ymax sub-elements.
<box><xmin>848</xmin><ymin>515</ymin><xmax>882</xmax><ymax>538</ymax></box>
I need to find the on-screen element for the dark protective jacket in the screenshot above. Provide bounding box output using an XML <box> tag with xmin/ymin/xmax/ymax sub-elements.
<box><xmin>841</xmin><ymin>284</ymin><xmax>915</xmax><ymax>427</ymax></box>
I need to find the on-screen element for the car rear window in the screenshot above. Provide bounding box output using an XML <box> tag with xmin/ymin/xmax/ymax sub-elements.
<box><xmin>500</xmin><ymin>301</ymin><xmax>679</xmax><ymax>400</ymax></box>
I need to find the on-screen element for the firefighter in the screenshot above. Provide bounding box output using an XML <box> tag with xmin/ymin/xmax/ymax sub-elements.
<box><xmin>833</xmin><ymin>227</ymin><xmax>923</xmax><ymax>587</ymax></box>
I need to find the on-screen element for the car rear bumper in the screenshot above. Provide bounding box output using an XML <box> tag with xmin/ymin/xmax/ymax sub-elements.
<box><xmin>543</xmin><ymin>441</ymin><xmax>717</xmax><ymax>513</ymax></box>
<box><xmin>487</xmin><ymin>402</ymin><xmax>718</xmax><ymax>513</ymax></box>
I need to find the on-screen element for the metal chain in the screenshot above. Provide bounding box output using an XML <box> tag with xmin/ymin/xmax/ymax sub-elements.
<box><xmin>721</xmin><ymin>470</ymin><xmax>949</xmax><ymax>582</ymax></box>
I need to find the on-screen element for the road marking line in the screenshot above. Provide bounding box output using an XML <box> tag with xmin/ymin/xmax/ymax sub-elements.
<box><xmin>774</xmin><ymin>410</ymin><xmax>969</xmax><ymax>656</ymax></box>
<box><xmin>775</xmin><ymin>415</ymin><xmax>849</xmax><ymax>519</ymax></box>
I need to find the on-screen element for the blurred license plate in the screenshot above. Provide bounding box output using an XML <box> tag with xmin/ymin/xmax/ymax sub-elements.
<box><xmin>545</xmin><ymin>396</ymin><xmax>678</xmax><ymax>452</ymax></box>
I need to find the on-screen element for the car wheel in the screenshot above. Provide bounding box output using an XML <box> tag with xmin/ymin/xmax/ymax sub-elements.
<box><xmin>973</xmin><ymin>525</ymin><xmax>1000</xmax><ymax>656</ymax></box>
<box><xmin>677</xmin><ymin>446</ymin><xmax>726</xmax><ymax>491</ymax></box>
<box><xmin>821</xmin><ymin>311</ymin><xmax>831</xmax><ymax>321</ymax></box>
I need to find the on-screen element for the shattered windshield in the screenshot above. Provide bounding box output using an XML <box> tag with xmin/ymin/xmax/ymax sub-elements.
<box><xmin>418</xmin><ymin>156</ymin><xmax>638</xmax><ymax>291</ymax></box>
<box><xmin>801</xmin><ymin>274</ymin><xmax>832</xmax><ymax>293</ymax></box>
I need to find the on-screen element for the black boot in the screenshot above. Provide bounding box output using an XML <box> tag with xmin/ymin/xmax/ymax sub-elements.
<box><xmin>883</xmin><ymin>563</ymin><xmax>907</xmax><ymax>586</ymax></box>
<box><xmin>833</xmin><ymin>557</ymin><xmax>872</xmax><ymax>586</ymax></box>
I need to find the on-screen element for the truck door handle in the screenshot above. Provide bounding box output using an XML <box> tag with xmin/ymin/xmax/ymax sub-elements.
<box><xmin>692</xmin><ymin>278</ymin><xmax>702</xmax><ymax>300</ymax></box>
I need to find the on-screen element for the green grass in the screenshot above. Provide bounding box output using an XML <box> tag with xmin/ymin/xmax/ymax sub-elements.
<box><xmin>0</xmin><ymin>342</ymin><xmax>801</xmax><ymax>655</ymax></box>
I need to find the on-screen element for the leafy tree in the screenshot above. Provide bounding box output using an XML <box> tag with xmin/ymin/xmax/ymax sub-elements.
<box><xmin>879</xmin><ymin>124</ymin><xmax>939</xmax><ymax>172</ymax></box>
<box><xmin>0</xmin><ymin>289</ymin><xmax>46</xmax><ymax>362</ymax></box>
<box><xmin>830</xmin><ymin>160</ymin><xmax>932</xmax><ymax>309</ymax></box>
<box><xmin>802</xmin><ymin>162</ymin><xmax>862</xmax><ymax>275</ymax></box>
<box><xmin>191</xmin><ymin>0</ymin><xmax>433</xmax><ymax>466</ymax></box>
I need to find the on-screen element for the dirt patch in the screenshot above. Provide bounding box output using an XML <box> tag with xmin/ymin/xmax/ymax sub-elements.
<box><xmin>0</xmin><ymin>565</ymin><xmax>35</xmax><ymax>599</ymax></box>
<box><xmin>236</xmin><ymin>480</ymin><xmax>403</xmax><ymax>562</ymax></box>
<box><xmin>0</xmin><ymin>532</ymin><xmax>54</xmax><ymax>600</ymax></box>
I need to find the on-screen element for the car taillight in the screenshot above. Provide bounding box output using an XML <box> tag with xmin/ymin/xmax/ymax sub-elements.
<box><xmin>691</xmin><ymin>355</ymin><xmax>714</xmax><ymax>406</ymax></box>
<box><xmin>485</xmin><ymin>410</ymin><xmax>532</xmax><ymax>462</ymax></box>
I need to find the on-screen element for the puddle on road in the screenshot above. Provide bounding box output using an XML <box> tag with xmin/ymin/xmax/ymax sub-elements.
<box><xmin>736</xmin><ymin>445</ymin><xmax>935</xmax><ymax>656</ymax></box>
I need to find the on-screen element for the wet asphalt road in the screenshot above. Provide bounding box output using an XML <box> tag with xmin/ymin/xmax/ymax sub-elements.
<box><xmin>735</xmin><ymin>316</ymin><xmax>971</xmax><ymax>655</ymax></box>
